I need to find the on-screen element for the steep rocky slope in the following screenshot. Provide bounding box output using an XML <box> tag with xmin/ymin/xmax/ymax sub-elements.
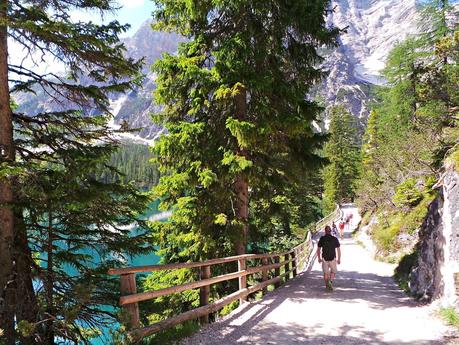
<box><xmin>320</xmin><ymin>0</ymin><xmax>418</xmax><ymax>120</ymax></box>
<box><xmin>16</xmin><ymin>0</ymin><xmax>421</xmax><ymax>139</ymax></box>
<box><xmin>110</xmin><ymin>0</ymin><xmax>421</xmax><ymax>137</ymax></box>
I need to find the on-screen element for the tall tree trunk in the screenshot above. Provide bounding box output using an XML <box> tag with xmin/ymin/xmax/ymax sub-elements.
<box><xmin>45</xmin><ymin>209</ymin><xmax>54</xmax><ymax>344</ymax></box>
<box><xmin>410</xmin><ymin>62</ymin><xmax>417</xmax><ymax>116</ymax></box>
<box><xmin>14</xmin><ymin>213</ymin><xmax>39</xmax><ymax>345</ymax></box>
<box><xmin>234</xmin><ymin>84</ymin><xmax>248</xmax><ymax>255</ymax></box>
<box><xmin>0</xmin><ymin>1</ymin><xmax>16</xmax><ymax>343</ymax></box>
<box><xmin>282</xmin><ymin>214</ymin><xmax>291</xmax><ymax>236</ymax></box>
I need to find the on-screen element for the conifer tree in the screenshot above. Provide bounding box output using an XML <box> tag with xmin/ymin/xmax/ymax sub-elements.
<box><xmin>322</xmin><ymin>105</ymin><xmax>361</xmax><ymax>213</ymax></box>
<box><xmin>0</xmin><ymin>1</ymin><xmax>146</xmax><ymax>343</ymax></box>
<box><xmin>150</xmin><ymin>0</ymin><xmax>338</xmax><ymax>261</ymax></box>
<box><xmin>357</xmin><ymin>109</ymin><xmax>383</xmax><ymax>210</ymax></box>
<box><xmin>356</xmin><ymin>0</ymin><xmax>459</xmax><ymax>212</ymax></box>
<box><xmin>420</xmin><ymin>0</ymin><xmax>458</xmax><ymax>46</ymax></box>
<box><xmin>16</xmin><ymin>113</ymin><xmax>152</xmax><ymax>344</ymax></box>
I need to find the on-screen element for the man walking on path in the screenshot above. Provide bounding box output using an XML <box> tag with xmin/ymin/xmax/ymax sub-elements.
<box><xmin>317</xmin><ymin>225</ymin><xmax>341</xmax><ymax>291</ymax></box>
<box><xmin>338</xmin><ymin>219</ymin><xmax>345</xmax><ymax>238</ymax></box>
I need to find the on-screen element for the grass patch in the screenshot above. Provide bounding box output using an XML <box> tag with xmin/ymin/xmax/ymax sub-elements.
<box><xmin>360</xmin><ymin>210</ymin><xmax>373</xmax><ymax>228</ymax></box>
<box><xmin>373</xmin><ymin>213</ymin><xmax>403</xmax><ymax>252</ymax></box>
<box><xmin>141</xmin><ymin>320</ymin><xmax>200</xmax><ymax>345</ymax></box>
<box><xmin>371</xmin><ymin>192</ymin><xmax>436</xmax><ymax>255</ymax></box>
<box><xmin>438</xmin><ymin>306</ymin><xmax>459</xmax><ymax>328</ymax></box>
<box><xmin>401</xmin><ymin>193</ymin><xmax>436</xmax><ymax>234</ymax></box>
<box><xmin>447</xmin><ymin>149</ymin><xmax>459</xmax><ymax>172</ymax></box>
<box><xmin>219</xmin><ymin>300</ymin><xmax>239</xmax><ymax>317</ymax></box>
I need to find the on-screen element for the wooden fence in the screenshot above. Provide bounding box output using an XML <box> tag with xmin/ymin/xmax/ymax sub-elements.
<box><xmin>108</xmin><ymin>206</ymin><xmax>341</xmax><ymax>341</ymax></box>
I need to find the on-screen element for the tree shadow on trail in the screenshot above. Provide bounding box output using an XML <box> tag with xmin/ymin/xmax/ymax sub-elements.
<box><xmin>227</xmin><ymin>320</ymin><xmax>442</xmax><ymax>345</ymax></box>
<box><xmin>287</xmin><ymin>269</ymin><xmax>414</xmax><ymax>310</ymax></box>
<box><xmin>180</xmin><ymin>267</ymin><xmax>433</xmax><ymax>345</ymax></box>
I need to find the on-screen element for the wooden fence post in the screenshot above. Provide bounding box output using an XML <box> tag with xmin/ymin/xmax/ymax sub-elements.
<box><xmin>120</xmin><ymin>273</ymin><xmax>140</xmax><ymax>329</ymax></box>
<box><xmin>274</xmin><ymin>256</ymin><xmax>281</xmax><ymax>288</ymax></box>
<box><xmin>299</xmin><ymin>244</ymin><xmax>305</xmax><ymax>272</ymax></box>
<box><xmin>199</xmin><ymin>265</ymin><xmax>211</xmax><ymax>324</ymax></box>
<box><xmin>292</xmin><ymin>250</ymin><xmax>297</xmax><ymax>278</ymax></box>
<box><xmin>262</xmin><ymin>257</ymin><xmax>268</xmax><ymax>295</ymax></box>
<box><xmin>238</xmin><ymin>258</ymin><xmax>247</xmax><ymax>304</ymax></box>
<box><xmin>284</xmin><ymin>253</ymin><xmax>290</xmax><ymax>281</ymax></box>
<box><xmin>301</xmin><ymin>243</ymin><xmax>307</xmax><ymax>272</ymax></box>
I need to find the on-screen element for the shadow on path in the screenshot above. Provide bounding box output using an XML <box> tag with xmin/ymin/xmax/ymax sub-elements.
<box><xmin>180</xmin><ymin>206</ymin><xmax>447</xmax><ymax>345</ymax></box>
<box><xmin>181</xmin><ymin>265</ymin><xmax>429</xmax><ymax>345</ymax></box>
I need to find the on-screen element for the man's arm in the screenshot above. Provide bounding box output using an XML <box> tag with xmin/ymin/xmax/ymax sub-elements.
<box><xmin>317</xmin><ymin>246</ymin><xmax>322</xmax><ymax>263</ymax></box>
<box><xmin>336</xmin><ymin>247</ymin><xmax>341</xmax><ymax>265</ymax></box>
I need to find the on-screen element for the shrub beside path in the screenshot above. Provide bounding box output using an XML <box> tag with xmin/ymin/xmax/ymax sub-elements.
<box><xmin>181</xmin><ymin>205</ymin><xmax>456</xmax><ymax>345</ymax></box>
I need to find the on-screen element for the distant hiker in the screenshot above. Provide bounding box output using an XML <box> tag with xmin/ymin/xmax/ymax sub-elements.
<box><xmin>331</xmin><ymin>222</ymin><xmax>339</xmax><ymax>237</ymax></box>
<box><xmin>345</xmin><ymin>213</ymin><xmax>353</xmax><ymax>231</ymax></box>
<box><xmin>338</xmin><ymin>220</ymin><xmax>345</xmax><ymax>238</ymax></box>
<box><xmin>317</xmin><ymin>225</ymin><xmax>341</xmax><ymax>291</ymax></box>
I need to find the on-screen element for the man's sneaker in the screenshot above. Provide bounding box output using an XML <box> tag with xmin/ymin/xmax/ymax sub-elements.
<box><xmin>327</xmin><ymin>280</ymin><xmax>333</xmax><ymax>291</ymax></box>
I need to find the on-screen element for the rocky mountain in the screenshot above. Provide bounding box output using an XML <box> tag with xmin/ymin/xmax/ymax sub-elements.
<box><xmin>111</xmin><ymin>0</ymin><xmax>421</xmax><ymax>137</ymax></box>
<box><xmin>320</xmin><ymin>0</ymin><xmax>419</xmax><ymax>120</ymax></box>
<box><xmin>109</xmin><ymin>23</ymin><xmax>185</xmax><ymax>140</ymax></box>
<box><xmin>16</xmin><ymin>0</ymin><xmax>422</xmax><ymax>140</ymax></box>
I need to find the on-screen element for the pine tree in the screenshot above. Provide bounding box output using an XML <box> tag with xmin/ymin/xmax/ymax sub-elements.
<box><xmin>357</xmin><ymin>109</ymin><xmax>384</xmax><ymax>210</ymax></box>
<box><xmin>150</xmin><ymin>0</ymin><xmax>338</xmax><ymax>261</ymax></box>
<box><xmin>322</xmin><ymin>105</ymin><xmax>361</xmax><ymax>213</ymax></box>
<box><xmin>15</xmin><ymin>114</ymin><xmax>152</xmax><ymax>343</ymax></box>
<box><xmin>356</xmin><ymin>0</ymin><xmax>459</xmax><ymax>212</ymax></box>
<box><xmin>97</xmin><ymin>143</ymin><xmax>160</xmax><ymax>190</ymax></box>
<box><xmin>419</xmin><ymin>0</ymin><xmax>459</xmax><ymax>47</ymax></box>
<box><xmin>144</xmin><ymin>0</ymin><xmax>338</xmax><ymax>325</ymax></box>
<box><xmin>0</xmin><ymin>1</ymin><xmax>146</xmax><ymax>343</ymax></box>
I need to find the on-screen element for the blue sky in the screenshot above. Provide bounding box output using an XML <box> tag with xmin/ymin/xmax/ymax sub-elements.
<box><xmin>107</xmin><ymin>0</ymin><xmax>156</xmax><ymax>36</ymax></box>
<box><xmin>8</xmin><ymin>1</ymin><xmax>156</xmax><ymax>74</ymax></box>
<box><xmin>72</xmin><ymin>0</ymin><xmax>156</xmax><ymax>37</ymax></box>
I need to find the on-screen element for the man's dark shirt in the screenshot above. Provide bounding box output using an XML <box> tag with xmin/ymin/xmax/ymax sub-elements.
<box><xmin>318</xmin><ymin>234</ymin><xmax>340</xmax><ymax>261</ymax></box>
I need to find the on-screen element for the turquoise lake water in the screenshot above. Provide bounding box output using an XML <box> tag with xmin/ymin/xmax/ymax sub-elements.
<box><xmin>87</xmin><ymin>201</ymin><xmax>163</xmax><ymax>344</ymax></box>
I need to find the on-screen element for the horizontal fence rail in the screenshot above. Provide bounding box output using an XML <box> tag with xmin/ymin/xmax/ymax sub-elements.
<box><xmin>108</xmin><ymin>207</ymin><xmax>342</xmax><ymax>341</ymax></box>
<box><xmin>314</xmin><ymin>205</ymin><xmax>341</xmax><ymax>233</ymax></box>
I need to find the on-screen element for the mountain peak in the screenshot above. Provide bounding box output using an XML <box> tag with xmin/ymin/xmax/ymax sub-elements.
<box><xmin>331</xmin><ymin>0</ymin><xmax>418</xmax><ymax>84</ymax></box>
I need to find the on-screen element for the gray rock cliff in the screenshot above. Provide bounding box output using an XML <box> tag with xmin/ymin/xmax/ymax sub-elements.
<box><xmin>410</xmin><ymin>166</ymin><xmax>459</xmax><ymax>305</ymax></box>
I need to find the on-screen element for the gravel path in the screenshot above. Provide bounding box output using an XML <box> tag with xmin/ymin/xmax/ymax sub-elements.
<box><xmin>180</xmin><ymin>206</ymin><xmax>455</xmax><ymax>345</ymax></box>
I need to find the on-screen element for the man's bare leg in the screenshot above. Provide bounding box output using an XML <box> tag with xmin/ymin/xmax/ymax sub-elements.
<box><xmin>329</xmin><ymin>271</ymin><xmax>335</xmax><ymax>290</ymax></box>
<box><xmin>323</xmin><ymin>272</ymin><xmax>330</xmax><ymax>289</ymax></box>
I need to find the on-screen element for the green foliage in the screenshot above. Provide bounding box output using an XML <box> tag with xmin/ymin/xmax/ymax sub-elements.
<box><xmin>446</xmin><ymin>149</ymin><xmax>459</xmax><ymax>171</ymax></box>
<box><xmin>96</xmin><ymin>143</ymin><xmax>160</xmax><ymax>190</ymax></box>
<box><xmin>356</xmin><ymin>2</ymin><xmax>459</xmax><ymax>268</ymax></box>
<box><xmin>403</xmin><ymin>193</ymin><xmax>436</xmax><ymax>234</ymax></box>
<box><xmin>219</xmin><ymin>300</ymin><xmax>239</xmax><ymax>317</ymax></box>
<box><xmin>392</xmin><ymin>178</ymin><xmax>423</xmax><ymax>208</ymax></box>
<box><xmin>372</xmin><ymin>213</ymin><xmax>404</xmax><ymax>253</ymax></box>
<box><xmin>266</xmin><ymin>234</ymin><xmax>303</xmax><ymax>253</ymax></box>
<box><xmin>141</xmin><ymin>321</ymin><xmax>200</xmax><ymax>345</ymax></box>
<box><xmin>16</xmin><ymin>320</ymin><xmax>35</xmax><ymax>338</ymax></box>
<box><xmin>371</xmin><ymin>191</ymin><xmax>436</xmax><ymax>255</ymax></box>
<box><xmin>359</xmin><ymin>210</ymin><xmax>373</xmax><ymax>228</ymax></box>
<box><xmin>323</xmin><ymin>105</ymin><xmax>361</xmax><ymax>213</ymax></box>
<box><xmin>0</xmin><ymin>1</ymin><xmax>150</xmax><ymax>343</ymax></box>
<box><xmin>141</xmin><ymin>269</ymin><xmax>200</xmax><ymax>323</ymax></box>
<box><xmin>148</xmin><ymin>0</ymin><xmax>337</xmax><ymax>326</ymax></box>
<box><xmin>18</xmin><ymin>134</ymin><xmax>153</xmax><ymax>342</ymax></box>
<box><xmin>438</xmin><ymin>306</ymin><xmax>459</xmax><ymax>328</ymax></box>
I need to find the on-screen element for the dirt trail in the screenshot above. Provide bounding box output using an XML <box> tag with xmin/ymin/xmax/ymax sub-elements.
<box><xmin>181</xmin><ymin>205</ymin><xmax>455</xmax><ymax>345</ymax></box>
